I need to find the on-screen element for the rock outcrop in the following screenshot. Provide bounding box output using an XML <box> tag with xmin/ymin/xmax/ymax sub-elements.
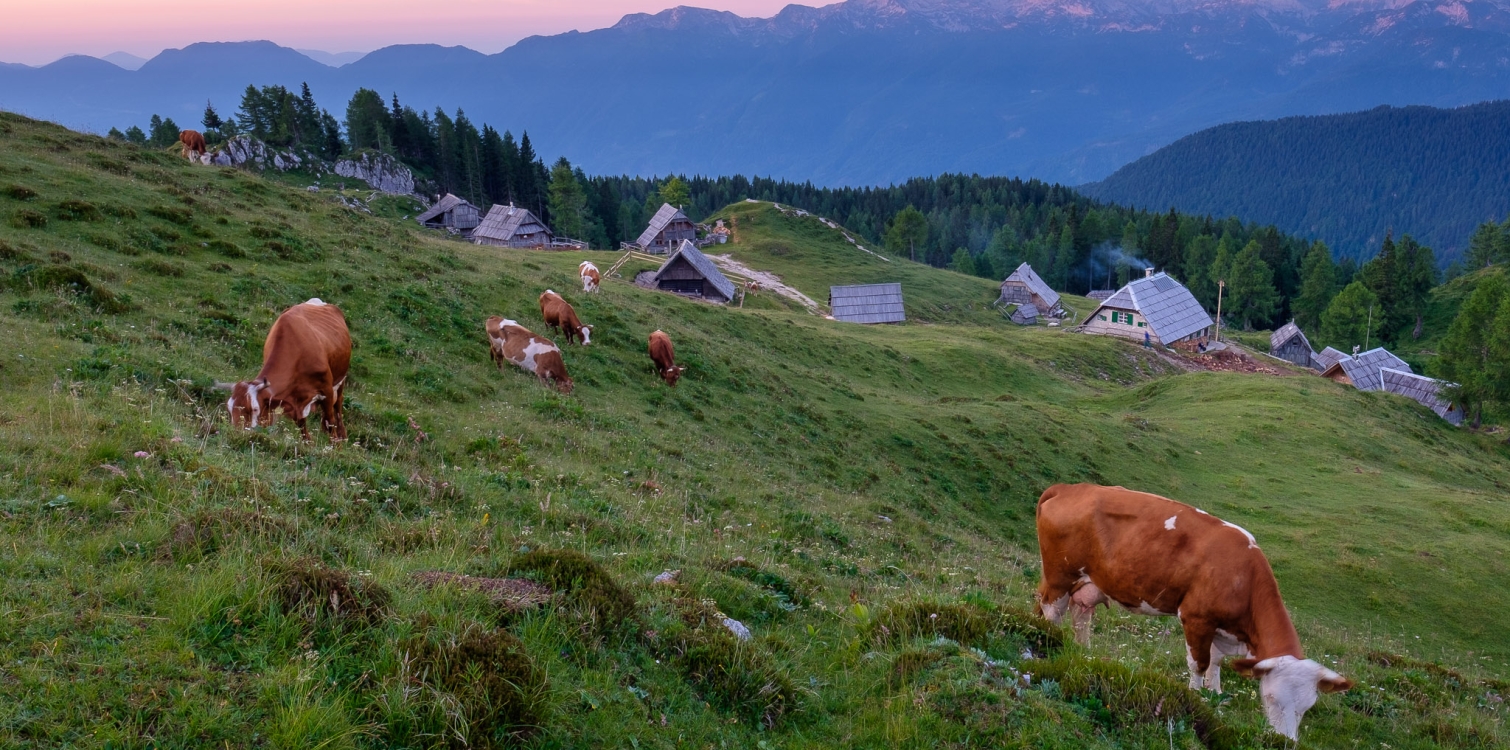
<box><xmin>333</xmin><ymin>151</ymin><xmax>415</xmax><ymax>196</ymax></box>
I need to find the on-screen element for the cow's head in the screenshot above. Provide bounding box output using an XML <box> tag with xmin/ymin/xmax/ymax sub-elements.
<box><xmin>1234</xmin><ymin>655</ymin><xmax>1351</xmax><ymax>740</ymax></box>
<box><xmin>556</xmin><ymin>376</ymin><xmax>575</xmax><ymax>395</ymax></box>
<box><xmin>217</xmin><ymin>379</ymin><xmax>271</xmax><ymax>429</ymax></box>
<box><xmin>662</xmin><ymin>365</ymin><xmax>685</xmax><ymax>387</ymax></box>
<box><xmin>579</xmin><ymin>325</ymin><xmax>593</xmax><ymax>345</ymax></box>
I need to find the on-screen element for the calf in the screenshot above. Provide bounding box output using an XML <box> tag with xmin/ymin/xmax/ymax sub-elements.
<box><xmin>486</xmin><ymin>316</ymin><xmax>573</xmax><ymax>393</ymax></box>
<box><xmin>179</xmin><ymin>129</ymin><xmax>207</xmax><ymax>159</ymax></box>
<box><xmin>539</xmin><ymin>290</ymin><xmax>592</xmax><ymax>345</ymax></box>
<box><xmin>1036</xmin><ymin>483</ymin><xmax>1350</xmax><ymax>741</ymax></box>
<box><xmin>579</xmin><ymin>261</ymin><xmax>600</xmax><ymax>293</ymax></box>
<box><xmin>216</xmin><ymin>299</ymin><xmax>350</xmax><ymax>442</ymax></box>
<box><xmin>648</xmin><ymin>329</ymin><xmax>685</xmax><ymax>387</ymax></box>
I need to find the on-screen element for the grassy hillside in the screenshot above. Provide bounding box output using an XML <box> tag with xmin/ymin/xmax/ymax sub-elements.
<box><xmin>1</xmin><ymin>112</ymin><xmax>1508</xmax><ymax>748</ymax></box>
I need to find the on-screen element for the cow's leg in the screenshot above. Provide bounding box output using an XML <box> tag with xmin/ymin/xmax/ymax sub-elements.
<box><xmin>1181</xmin><ymin>617</ymin><xmax>1218</xmax><ymax>691</ymax></box>
<box><xmin>318</xmin><ymin>387</ymin><xmax>340</xmax><ymax>440</ymax></box>
<box><xmin>332</xmin><ymin>381</ymin><xmax>347</xmax><ymax>441</ymax></box>
<box><xmin>1035</xmin><ymin>563</ymin><xmax>1079</xmax><ymax>627</ymax></box>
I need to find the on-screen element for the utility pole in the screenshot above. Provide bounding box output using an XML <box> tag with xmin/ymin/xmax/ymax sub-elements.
<box><xmin>1215</xmin><ymin>280</ymin><xmax>1225</xmax><ymax>343</ymax></box>
<box><xmin>1364</xmin><ymin>303</ymin><xmax>1374</xmax><ymax>351</ymax></box>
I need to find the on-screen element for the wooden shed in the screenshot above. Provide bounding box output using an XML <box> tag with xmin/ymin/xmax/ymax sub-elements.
<box><xmin>1269</xmin><ymin>321</ymin><xmax>1314</xmax><ymax>367</ymax></box>
<box><xmin>1319</xmin><ymin>347</ymin><xmax>1410</xmax><ymax>391</ymax></box>
<box><xmin>473</xmin><ymin>203</ymin><xmax>554</xmax><ymax>249</ymax></box>
<box><xmin>1311</xmin><ymin>346</ymin><xmax>1349</xmax><ymax>372</ymax></box>
<box><xmin>415</xmin><ymin>193</ymin><xmax>480</xmax><ymax>233</ymax></box>
<box><xmin>1080</xmin><ymin>271</ymin><xmax>1213</xmax><ymax>347</ymax></box>
<box><xmin>829</xmin><ymin>283</ymin><xmax>906</xmax><ymax>324</ymax></box>
<box><xmin>999</xmin><ymin>262</ymin><xmax>1063</xmax><ymax>317</ymax></box>
<box><xmin>1009</xmin><ymin>302</ymin><xmax>1040</xmax><ymax>325</ymax></box>
<box><xmin>637</xmin><ymin>203</ymin><xmax>697</xmax><ymax>254</ymax></box>
<box><xmin>651</xmin><ymin>240</ymin><xmax>736</xmax><ymax>302</ymax></box>
<box><xmin>1381</xmin><ymin>368</ymin><xmax>1463</xmax><ymax>425</ymax></box>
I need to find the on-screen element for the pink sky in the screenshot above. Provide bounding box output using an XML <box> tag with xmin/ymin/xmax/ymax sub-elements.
<box><xmin>1</xmin><ymin>0</ymin><xmax>799</xmax><ymax>66</ymax></box>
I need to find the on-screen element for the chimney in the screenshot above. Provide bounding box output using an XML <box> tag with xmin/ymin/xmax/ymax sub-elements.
<box><xmin>1144</xmin><ymin>267</ymin><xmax>1155</xmax><ymax>278</ymax></box>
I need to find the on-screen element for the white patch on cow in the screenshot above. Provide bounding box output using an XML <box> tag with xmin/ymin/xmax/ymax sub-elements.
<box><xmin>1253</xmin><ymin>656</ymin><xmax>1338</xmax><ymax>740</ymax></box>
<box><xmin>334</xmin><ymin>377</ymin><xmax>346</xmax><ymax>393</ymax></box>
<box><xmin>519</xmin><ymin>339</ymin><xmax>558</xmax><ymax>374</ymax></box>
<box><xmin>1040</xmin><ymin>593</ymin><xmax>1070</xmax><ymax>623</ymax></box>
<box><xmin>579</xmin><ymin>325</ymin><xmax>592</xmax><ymax>345</ymax></box>
<box><xmin>1164</xmin><ymin>515</ymin><xmax>1177</xmax><ymax>530</ymax></box>
<box><xmin>305</xmin><ymin>298</ymin><xmax>325</xmax><ymax>306</ymax></box>
<box><xmin>246</xmin><ymin>382</ymin><xmax>262</xmax><ymax>425</ymax></box>
<box><xmin>1195</xmin><ymin>508</ymin><xmax>1209</xmax><ymax>515</ymax></box>
<box><xmin>1222</xmin><ymin>520</ymin><xmax>1259</xmax><ymax>548</ymax></box>
<box><xmin>301</xmin><ymin>395</ymin><xmax>325</xmax><ymax>419</ymax></box>
<box><xmin>226</xmin><ymin>396</ymin><xmax>235</xmax><ymax>415</ymax></box>
<box><xmin>502</xmin><ymin>319</ymin><xmax>519</xmax><ymax>328</ymax></box>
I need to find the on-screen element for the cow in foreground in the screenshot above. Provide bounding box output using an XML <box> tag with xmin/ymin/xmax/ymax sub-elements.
<box><xmin>579</xmin><ymin>261</ymin><xmax>600</xmax><ymax>293</ymax></box>
<box><xmin>217</xmin><ymin>299</ymin><xmax>350</xmax><ymax>442</ymax></box>
<box><xmin>179</xmin><ymin>129</ymin><xmax>208</xmax><ymax>159</ymax></box>
<box><xmin>486</xmin><ymin>316</ymin><xmax>573</xmax><ymax>393</ymax></box>
<box><xmin>539</xmin><ymin>290</ymin><xmax>592</xmax><ymax>345</ymax></box>
<box><xmin>1035</xmin><ymin>483</ymin><xmax>1350</xmax><ymax>741</ymax></box>
<box><xmin>648</xmin><ymin>329</ymin><xmax>684</xmax><ymax>387</ymax></box>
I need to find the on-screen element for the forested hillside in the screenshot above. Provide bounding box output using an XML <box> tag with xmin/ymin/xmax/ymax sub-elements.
<box><xmin>1084</xmin><ymin>102</ymin><xmax>1510</xmax><ymax>263</ymax></box>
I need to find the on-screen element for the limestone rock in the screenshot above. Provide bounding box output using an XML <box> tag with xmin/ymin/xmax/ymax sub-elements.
<box><xmin>719</xmin><ymin>615</ymin><xmax>752</xmax><ymax>641</ymax></box>
<box><xmin>333</xmin><ymin>151</ymin><xmax>416</xmax><ymax>196</ymax></box>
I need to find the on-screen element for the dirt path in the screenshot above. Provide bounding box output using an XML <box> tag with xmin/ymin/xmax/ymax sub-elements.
<box><xmin>705</xmin><ymin>253</ymin><xmax>825</xmax><ymax>314</ymax></box>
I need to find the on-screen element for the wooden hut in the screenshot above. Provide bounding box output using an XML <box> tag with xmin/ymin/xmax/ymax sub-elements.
<box><xmin>651</xmin><ymin>240</ymin><xmax>736</xmax><ymax>302</ymax></box>
<box><xmin>1086</xmin><ymin>290</ymin><xmax>1115</xmax><ymax>302</ymax></box>
<box><xmin>1009</xmin><ymin>302</ymin><xmax>1040</xmax><ymax>325</ymax></box>
<box><xmin>1319</xmin><ymin>347</ymin><xmax>1410</xmax><ymax>391</ymax></box>
<box><xmin>998</xmin><ymin>262</ymin><xmax>1063</xmax><ymax>317</ymax></box>
<box><xmin>415</xmin><ymin>193</ymin><xmax>480</xmax><ymax>233</ymax></box>
<box><xmin>1381</xmin><ymin>368</ymin><xmax>1463</xmax><ymax>425</ymax></box>
<box><xmin>473</xmin><ymin>203</ymin><xmax>554</xmax><ymax>248</ymax></box>
<box><xmin>637</xmin><ymin>203</ymin><xmax>697</xmax><ymax>253</ymax></box>
<box><xmin>1311</xmin><ymin>346</ymin><xmax>1349</xmax><ymax>372</ymax></box>
<box><xmin>829</xmin><ymin>283</ymin><xmax>906</xmax><ymax>324</ymax></box>
<box><xmin>1269</xmin><ymin>321</ymin><xmax>1314</xmax><ymax>367</ymax></box>
<box><xmin>1080</xmin><ymin>271</ymin><xmax>1213</xmax><ymax>347</ymax></box>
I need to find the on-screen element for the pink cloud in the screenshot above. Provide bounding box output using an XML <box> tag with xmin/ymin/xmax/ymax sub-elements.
<box><xmin>0</xmin><ymin>0</ymin><xmax>797</xmax><ymax>65</ymax></box>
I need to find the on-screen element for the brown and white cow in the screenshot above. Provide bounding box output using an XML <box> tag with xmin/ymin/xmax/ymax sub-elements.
<box><xmin>179</xmin><ymin>129</ymin><xmax>208</xmax><ymax>159</ymax></box>
<box><xmin>216</xmin><ymin>299</ymin><xmax>350</xmax><ymax>442</ymax></box>
<box><xmin>539</xmin><ymin>290</ymin><xmax>592</xmax><ymax>345</ymax></box>
<box><xmin>579</xmin><ymin>261</ymin><xmax>600</xmax><ymax>293</ymax></box>
<box><xmin>1035</xmin><ymin>483</ymin><xmax>1350</xmax><ymax>741</ymax></box>
<box><xmin>648</xmin><ymin>329</ymin><xmax>684</xmax><ymax>387</ymax></box>
<box><xmin>486</xmin><ymin>316</ymin><xmax>573</xmax><ymax>393</ymax></box>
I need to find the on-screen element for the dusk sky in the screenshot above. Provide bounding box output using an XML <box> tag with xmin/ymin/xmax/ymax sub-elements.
<box><xmin>0</xmin><ymin>0</ymin><xmax>797</xmax><ymax>66</ymax></box>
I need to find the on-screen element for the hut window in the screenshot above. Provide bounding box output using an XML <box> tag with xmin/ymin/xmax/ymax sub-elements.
<box><xmin>1098</xmin><ymin>315</ymin><xmax>1107</xmax><ymax>321</ymax></box>
<box><xmin>1137</xmin><ymin>321</ymin><xmax>1146</xmax><ymax>328</ymax></box>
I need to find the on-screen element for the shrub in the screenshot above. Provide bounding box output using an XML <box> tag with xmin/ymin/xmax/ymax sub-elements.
<box><xmin>402</xmin><ymin>626</ymin><xmax>548</xmax><ymax>747</ymax></box>
<box><xmin>659</xmin><ymin>597</ymin><xmax>797</xmax><ymax>727</ymax></box>
<box><xmin>2</xmin><ymin>184</ymin><xmax>38</xmax><ymax>201</ymax></box>
<box><xmin>269</xmin><ymin>558</ymin><xmax>390</xmax><ymax>627</ymax></box>
<box><xmin>719</xmin><ymin>559</ymin><xmax>806</xmax><ymax>608</ymax></box>
<box><xmin>10</xmin><ymin>208</ymin><xmax>47</xmax><ymax>229</ymax></box>
<box><xmin>146</xmin><ymin>205</ymin><xmax>192</xmax><ymax>224</ymax></box>
<box><xmin>507</xmin><ymin>548</ymin><xmax>636</xmax><ymax>633</ymax></box>
<box><xmin>54</xmin><ymin>199</ymin><xmax>102</xmax><ymax>221</ymax></box>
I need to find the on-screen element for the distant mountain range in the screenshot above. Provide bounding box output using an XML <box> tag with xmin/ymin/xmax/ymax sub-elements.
<box><xmin>4</xmin><ymin>0</ymin><xmax>1510</xmax><ymax>185</ymax></box>
<box><xmin>1083</xmin><ymin>101</ymin><xmax>1510</xmax><ymax>260</ymax></box>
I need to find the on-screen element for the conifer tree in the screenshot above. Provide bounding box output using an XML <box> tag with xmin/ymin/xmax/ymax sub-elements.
<box><xmin>1182</xmin><ymin>234</ymin><xmax>1218</xmax><ymax>308</ymax></box>
<box><xmin>1225</xmin><ymin>240</ymin><xmax>1279</xmax><ymax>329</ymax></box>
<box><xmin>1466</xmin><ymin>222</ymin><xmax>1500</xmax><ymax>269</ymax></box>
<box><xmin>1437</xmin><ymin>276</ymin><xmax>1509</xmax><ymax>428</ymax></box>
<box><xmin>658</xmin><ymin>176</ymin><xmax>691</xmax><ymax>209</ymax></box>
<box><xmin>124</xmin><ymin>125</ymin><xmax>147</xmax><ymax>145</ymax></box>
<box><xmin>107</xmin><ymin>127</ymin><xmax>125</xmax><ymax>141</ymax></box>
<box><xmin>1319</xmin><ymin>281</ymin><xmax>1380</xmax><ymax>353</ymax></box>
<box><xmin>950</xmin><ymin>248</ymin><xmax>978</xmax><ymax>276</ymax></box>
<box><xmin>201</xmin><ymin>101</ymin><xmax>222</xmax><ymax>133</ymax></box>
<box><xmin>547</xmin><ymin>157</ymin><xmax>588</xmax><ymax>240</ymax></box>
<box><xmin>1293</xmin><ymin>241</ymin><xmax>1336</xmax><ymax>332</ymax></box>
<box><xmin>1394</xmin><ymin>236</ymin><xmax>1437</xmax><ymax>339</ymax></box>
<box><xmin>886</xmin><ymin>206</ymin><xmax>929</xmax><ymax>262</ymax></box>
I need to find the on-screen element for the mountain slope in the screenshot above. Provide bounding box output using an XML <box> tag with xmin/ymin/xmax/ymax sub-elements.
<box><xmin>5</xmin><ymin>0</ymin><xmax>1510</xmax><ymax>184</ymax></box>
<box><xmin>1082</xmin><ymin>102</ymin><xmax>1510</xmax><ymax>260</ymax></box>
<box><xmin>0</xmin><ymin>114</ymin><xmax>1508</xmax><ymax>747</ymax></box>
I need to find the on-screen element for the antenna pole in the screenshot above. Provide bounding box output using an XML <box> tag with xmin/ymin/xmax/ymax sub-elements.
<box><xmin>1215</xmin><ymin>280</ymin><xmax>1225</xmax><ymax>343</ymax></box>
<box><xmin>1365</xmin><ymin>303</ymin><xmax>1373</xmax><ymax>351</ymax></box>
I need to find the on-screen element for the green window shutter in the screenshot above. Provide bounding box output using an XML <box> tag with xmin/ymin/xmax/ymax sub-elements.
<box><xmin>1137</xmin><ymin>321</ymin><xmax>1146</xmax><ymax>328</ymax></box>
<box><xmin>1099</xmin><ymin>315</ymin><xmax>1107</xmax><ymax>321</ymax></box>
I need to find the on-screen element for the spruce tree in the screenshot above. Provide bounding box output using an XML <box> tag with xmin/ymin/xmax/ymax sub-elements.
<box><xmin>1394</xmin><ymin>236</ymin><xmax>1437</xmax><ymax>339</ymax></box>
<box><xmin>658</xmin><ymin>176</ymin><xmax>690</xmax><ymax>209</ymax></box>
<box><xmin>547</xmin><ymin>157</ymin><xmax>588</xmax><ymax>240</ymax></box>
<box><xmin>1226</xmin><ymin>240</ymin><xmax>1279</xmax><ymax>329</ymax></box>
<box><xmin>1293</xmin><ymin>242</ymin><xmax>1336</xmax><ymax>332</ymax></box>
<box><xmin>1182</xmin><ymin>234</ymin><xmax>1218</xmax><ymax>309</ymax></box>
<box><xmin>107</xmin><ymin>127</ymin><xmax>125</xmax><ymax>141</ymax></box>
<box><xmin>1437</xmin><ymin>276</ymin><xmax>1509</xmax><ymax>428</ymax></box>
<box><xmin>201</xmin><ymin>101</ymin><xmax>222</xmax><ymax>133</ymax></box>
<box><xmin>124</xmin><ymin>125</ymin><xmax>147</xmax><ymax>144</ymax></box>
<box><xmin>950</xmin><ymin>248</ymin><xmax>978</xmax><ymax>276</ymax></box>
<box><xmin>1319</xmin><ymin>281</ymin><xmax>1381</xmax><ymax>353</ymax></box>
<box><xmin>1466</xmin><ymin>222</ymin><xmax>1499</xmax><ymax>269</ymax></box>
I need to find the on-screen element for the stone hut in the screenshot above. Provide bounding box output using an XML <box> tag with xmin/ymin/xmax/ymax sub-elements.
<box><xmin>1080</xmin><ymin>270</ymin><xmax>1213</xmax><ymax>347</ymax></box>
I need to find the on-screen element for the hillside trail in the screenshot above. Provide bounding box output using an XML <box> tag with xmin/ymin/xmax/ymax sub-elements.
<box><xmin>705</xmin><ymin>253</ymin><xmax>825</xmax><ymax>315</ymax></box>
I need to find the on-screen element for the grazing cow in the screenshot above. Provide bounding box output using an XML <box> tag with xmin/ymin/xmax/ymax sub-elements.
<box><xmin>1035</xmin><ymin>484</ymin><xmax>1350</xmax><ymax>741</ymax></box>
<box><xmin>745</xmin><ymin>281</ymin><xmax>762</xmax><ymax>292</ymax></box>
<box><xmin>179</xmin><ymin>129</ymin><xmax>207</xmax><ymax>159</ymax></box>
<box><xmin>216</xmin><ymin>299</ymin><xmax>350</xmax><ymax>442</ymax></box>
<box><xmin>579</xmin><ymin>261</ymin><xmax>600</xmax><ymax>293</ymax></box>
<box><xmin>648</xmin><ymin>329</ymin><xmax>685</xmax><ymax>387</ymax></box>
<box><xmin>486</xmin><ymin>316</ymin><xmax>573</xmax><ymax>393</ymax></box>
<box><xmin>538</xmin><ymin>290</ymin><xmax>592</xmax><ymax>345</ymax></box>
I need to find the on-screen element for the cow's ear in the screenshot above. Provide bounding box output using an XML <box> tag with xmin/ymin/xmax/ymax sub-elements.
<box><xmin>1318</xmin><ymin>673</ymin><xmax>1352</xmax><ymax>693</ymax></box>
<box><xmin>1231</xmin><ymin>658</ymin><xmax>1264</xmax><ymax>677</ymax></box>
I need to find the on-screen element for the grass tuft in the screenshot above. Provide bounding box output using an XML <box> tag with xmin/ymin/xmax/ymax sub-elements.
<box><xmin>401</xmin><ymin>624</ymin><xmax>549</xmax><ymax>748</ymax></box>
<box><xmin>508</xmin><ymin>548</ymin><xmax>637</xmax><ymax>633</ymax></box>
<box><xmin>269</xmin><ymin>558</ymin><xmax>391</xmax><ymax>627</ymax></box>
<box><xmin>10</xmin><ymin>207</ymin><xmax>46</xmax><ymax>228</ymax></box>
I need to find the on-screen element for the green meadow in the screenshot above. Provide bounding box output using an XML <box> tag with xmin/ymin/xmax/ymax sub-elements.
<box><xmin>0</xmin><ymin>112</ymin><xmax>1507</xmax><ymax>748</ymax></box>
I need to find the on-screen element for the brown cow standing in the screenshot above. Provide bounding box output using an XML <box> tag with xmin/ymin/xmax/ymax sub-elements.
<box><xmin>179</xmin><ymin>129</ymin><xmax>208</xmax><ymax>159</ymax></box>
<box><xmin>648</xmin><ymin>329</ymin><xmax>684</xmax><ymax>387</ymax></box>
<box><xmin>217</xmin><ymin>299</ymin><xmax>350</xmax><ymax>441</ymax></box>
<box><xmin>1035</xmin><ymin>483</ymin><xmax>1350</xmax><ymax>741</ymax></box>
<box><xmin>579</xmin><ymin>261</ymin><xmax>600</xmax><ymax>293</ymax></box>
<box><xmin>538</xmin><ymin>290</ymin><xmax>592</xmax><ymax>345</ymax></box>
<box><xmin>486</xmin><ymin>316</ymin><xmax>573</xmax><ymax>393</ymax></box>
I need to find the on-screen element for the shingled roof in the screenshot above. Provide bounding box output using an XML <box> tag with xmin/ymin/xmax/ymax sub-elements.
<box><xmin>637</xmin><ymin>203</ymin><xmax>691</xmax><ymax>248</ymax></box>
<box><xmin>830</xmin><ymin>283</ymin><xmax>906</xmax><ymax>324</ymax></box>
<box><xmin>1325</xmin><ymin>347</ymin><xmax>1411</xmax><ymax>392</ymax></box>
<box><xmin>1312</xmin><ymin>346</ymin><xmax>1349</xmax><ymax>371</ymax></box>
<box><xmin>416</xmin><ymin>193</ymin><xmax>464</xmax><ymax>225</ymax></box>
<box><xmin>1088</xmin><ymin>272</ymin><xmax>1212</xmax><ymax>344</ymax></box>
<box><xmin>1010</xmin><ymin>302</ymin><xmax>1039</xmax><ymax>325</ymax></box>
<box><xmin>654</xmin><ymin>240</ymin><xmax>736</xmax><ymax>301</ymax></box>
<box><xmin>473</xmin><ymin>203</ymin><xmax>552</xmax><ymax>245</ymax></box>
<box><xmin>1381</xmin><ymin>368</ymin><xmax>1463</xmax><ymax>425</ymax></box>
<box><xmin>1002</xmin><ymin>262</ymin><xmax>1061</xmax><ymax>309</ymax></box>
<box><xmin>1271</xmin><ymin>321</ymin><xmax>1311</xmax><ymax>352</ymax></box>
